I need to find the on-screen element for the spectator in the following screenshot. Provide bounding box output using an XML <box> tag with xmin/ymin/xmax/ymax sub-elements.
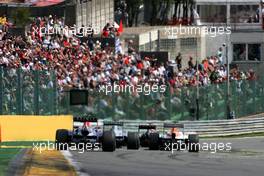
<box><xmin>0</xmin><ymin>15</ymin><xmax>256</xmax><ymax>92</ymax></box>
<box><xmin>218</xmin><ymin>47</ymin><xmax>223</xmax><ymax>64</ymax></box>
<box><xmin>188</xmin><ymin>57</ymin><xmax>195</xmax><ymax>69</ymax></box>
<box><xmin>175</xmin><ymin>53</ymin><xmax>182</xmax><ymax>71</ymax></box>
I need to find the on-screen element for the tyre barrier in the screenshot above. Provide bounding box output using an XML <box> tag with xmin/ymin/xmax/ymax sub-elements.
<box><xmin>118</xmin><ymin>114</ymin><xmax>264</xmax><ymax>137</ymax></box>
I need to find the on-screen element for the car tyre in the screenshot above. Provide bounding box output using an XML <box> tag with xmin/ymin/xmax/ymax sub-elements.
<box><xmin>149</xmin><ymin>133</ymin><xmax>159</xmax><ymax>150</ymax></box>
<box><xmin>127</xmin><ymin>132</ymin><xmax>140</xmax><ymax>150</ymax></box>
<box><xmin>55</xmin><ymin>129</ymin><xmax>69</xmax><ymax>150</ymax></box>
<box><xmin>102</xmin><ymin>131</ymin><xmax>116</xmax><ymax>152</ymax></box>
<box><xmin>188</xmin><ymin>134</ymin><xmax>199</xmax><ymax>152</ymax></box>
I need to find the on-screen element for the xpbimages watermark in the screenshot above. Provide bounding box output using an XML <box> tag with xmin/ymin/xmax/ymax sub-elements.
<box><xmin>164</xmin><ymin>25</ymin><xmax>232</xmax><ymax>38</ymax></box>
<box><xmin>32</xmin><ymin>25</ymin><xmax>101</xmax><ymax>37</ymax></box>
<box><xmin>98</xmin><ymin>83</ymin><xmax>167</xmax><ymax>95</ymax></box>
<box><xmin>164</xmin><ymin>141</ymin><xmax>232</xmax><ymax>154</ymax></box>
<box><xmin>33</xmin><ymin>141</ymin><xmax>100</xmax><ymax>154</ymax></box>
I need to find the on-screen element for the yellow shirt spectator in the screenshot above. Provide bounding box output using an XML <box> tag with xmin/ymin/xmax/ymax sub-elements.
<box><xmin>0</xmin><ymin>17</ymin><xmax>7</xmax><ymax>25</ymax></box>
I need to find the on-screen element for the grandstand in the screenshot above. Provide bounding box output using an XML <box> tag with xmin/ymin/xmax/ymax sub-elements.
<box><xmin>0</xmin><ymin>13</ymin><xmax>262</xmax><ymax>121</ymax></box>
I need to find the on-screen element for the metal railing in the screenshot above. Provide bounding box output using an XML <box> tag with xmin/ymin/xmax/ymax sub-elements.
<box><xmin>117</xmin><ymin>114</ymin><xmax>264</xmax><ymax>137</ymax></box>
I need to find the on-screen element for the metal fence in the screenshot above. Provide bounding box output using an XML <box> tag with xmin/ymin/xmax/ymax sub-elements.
<box><xmin>0</xmin><ymin>67</ymin><xmax>57</xmax><ymax>115</ymax></box>
<box><xmin>59</xmin><ymin>78</ymin><xmax>264</xmax><ymax>121</ymax></box>
<box><xmin>1</xmin><ymin>67</ymin><xmax>264</xmax><ymax>121</ymax></box>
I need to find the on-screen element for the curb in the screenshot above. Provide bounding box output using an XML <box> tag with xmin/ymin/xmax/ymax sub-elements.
<box><xmin>6</xmin><ymin>148</ymin><xmax>28</xmax><ymax>176</ymax></box>
<box><xmin>22</xmin><ymin>149</ymin><xmax>77</xmax><ymax>176</ymax></box>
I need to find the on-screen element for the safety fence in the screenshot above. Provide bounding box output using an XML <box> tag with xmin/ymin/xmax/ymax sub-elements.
<box><xmin>1</xmin><ymin>67</ymin><xmax>264</xmax><ymax>121</ymax></box>
<box><xmin>0</xmin><ymin>67</ymin><xmax>57</xmax><ymax>115</ymax></box>
<box><xmin>60</xmin><ymin>77</ymin><xmax>264</xmax><ymax>121</ymax></box>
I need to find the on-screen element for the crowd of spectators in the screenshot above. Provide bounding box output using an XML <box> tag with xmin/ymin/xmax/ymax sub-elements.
<box><xmin>0</xmin><ymin>15</ymin><xmax>257</xmax><ymax>93</ymax></box>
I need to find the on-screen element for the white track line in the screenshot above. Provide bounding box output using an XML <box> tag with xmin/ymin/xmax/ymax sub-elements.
<box><xmin>61</xmin><ymin>150</ymin><xmax>90</xmax><ymax>176</ymax></box>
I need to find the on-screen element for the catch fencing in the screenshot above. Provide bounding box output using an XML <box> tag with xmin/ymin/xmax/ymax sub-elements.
<box><xmin>0</xmin><ymin>67</ymin><xmax>57</xmax><ymax>115</ymax></box>
<box><xmin>1</xmin><ymin>67</ymin><xmax>264</xmax><ymax>122</ymax></box>
<box><xmin>60</xmin><ymin>77</ymin><xmax>264</xmax><ymax>121</ymax></box>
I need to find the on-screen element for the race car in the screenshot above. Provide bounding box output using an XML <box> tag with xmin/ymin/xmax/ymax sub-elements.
<box><xmin>127</xmin><ymin>124</ymin><xmax>157</xmax><ymax>150</ymax></box>
<box><xmin>55</xmin><ymin>115</ymin><xmax>116</xmax><ymax>152</ymax></box>
<box><xmin>138</xmin><ymin>125</ymin><xmax>157</xmax><ymax>147</ymax></box>
<box><xmin>103</xmin><ymin>121</ymin><xmax>126</xmax><ymax>148</ymax></box>
<box><xmin>148</xmin><ymin>123</ymin><xmax>199</xmax><ymax>152</ymax></box>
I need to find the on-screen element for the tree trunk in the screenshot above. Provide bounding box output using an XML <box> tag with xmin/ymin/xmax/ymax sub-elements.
<box><xmin>178</xmin><ymin>3</ymin><xmax>181</xmax><ymax>20</ymax></box>
<box><xmin>151</xmin><ymin>0</ymin><xmax>158</xmax><ymax>25</ymax></box>
<box><xmin>190</xmin><ymin>0</ymin><xmax>195</xmax><ymax>24</ymax></box>
<box><xmin>162</xmin><ymin>1</ymin><xmax>170</xmax><ymax>24</ymax></box>
<box><xmin>135</xmin><ymin>9</ymin><xmax>140</xmax><ymax>26</ymax></box>
<box><xmin>174</xmin><ymin>0</ymin><xmax>179</xmax><ymax>18</ymax></box>
<box><xmin>128</xmin><ymin>8</ymin><xmax>136</xmax><ymax>27</ymax></box>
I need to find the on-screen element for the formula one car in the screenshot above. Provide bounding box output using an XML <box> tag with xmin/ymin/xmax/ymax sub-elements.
<box><xmin>103</xmin><ymin>121</ymin><xmax>126</xmax><ymax>148</ymax></box>
<box><xmin>138</xmin><ymin>124</ymin><xmax>157</xmax><ymax>147</ymax></box>
<box><xmin>55</xmin><ymin>114</ymin><xmax>116</xmax><ymax>152</ymax></box>
<box><xmin>148</xmin><ymin>123</ymin><xmax>199</xmax><ymax>152</ymax></box>
<box><xmin>127</xmin><ymin>124</ymin><xmax>157</xmax><ymax>150</ymax></box>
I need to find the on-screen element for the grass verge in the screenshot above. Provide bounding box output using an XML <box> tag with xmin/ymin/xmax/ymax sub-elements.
<box><xmin>0</xmin><ymin>141</ymin><xmax>49</xmax><ymax>176</ymax></box>
<box><xmin>0</xmin><ymin>148</ymin><xmax>21</xmax><ymax>176</ymax></box>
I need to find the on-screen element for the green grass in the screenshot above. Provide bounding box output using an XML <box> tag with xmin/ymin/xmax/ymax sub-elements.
<box><xmin>0</xmin><ymin>141</ymin><xmax>49</xmax><ymax>147</ymax></box>
<box><xmin>0</xmin><ymin>141</ymin><xmax>51</xmax><ymax>176</ymax></box>
<box><xmin>0</xmin><ymin>148</ymin><xmax>21</xmax><ymax>176</ymax></box>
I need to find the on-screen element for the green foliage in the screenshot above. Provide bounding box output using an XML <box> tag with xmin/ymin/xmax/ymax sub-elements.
<box><xmin>11</xmin><ymin>7</ymin><xmax>31</xmax><ymax>27</ymax></box>
<box><xmin>125</xmin><ymin>0</ymin><xmax>143</xmax><ymax>26</ymax></box>
<box><xmin>121</xmin><ymin>0</ymin><xmax>196</xmax><ymax>26</ymax></box>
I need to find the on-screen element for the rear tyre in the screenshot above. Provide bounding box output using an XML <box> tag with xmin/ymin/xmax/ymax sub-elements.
<box><xmin>188</xmin><ymin>134</ymin><xmax>199</xmax><ymax>152</ymax></box>
<box><xmin>127</xmin><ymin>132</ymin><xmax>139</xmax><ymax>150</ymax></box>
<box><xmin>55</xmin><ymin>129</ymin><xmax>69</xmax><ymax>150</ymax></box>
<box><xmin>102</xmin><ymin>131</ymin><xmax>116</xmax><ymax>152</ymax></box>
<box><xmin>149</xmin><ymin>133</ymin><xmax>159</xmax><ymax>150</ymax></box>
<box><xmin>140</xmin><ymin>133</ymin><xmax>149</xmax><ymax>147</ymax></box>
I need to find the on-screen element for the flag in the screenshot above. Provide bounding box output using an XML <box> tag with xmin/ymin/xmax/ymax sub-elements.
<box><xmin>118</xmin><ymin>20</ymin><xmax>123</xmax><ymax>34</ymax></box>
<box><xmin>115</xmin><ymin>38</ymin><xmax>123</xmax><ymax>54</ymax></box>
<box><xmin>114</xmin><ymin>21</ymin><xmax>119</xmax><ymax>29</ymax></box>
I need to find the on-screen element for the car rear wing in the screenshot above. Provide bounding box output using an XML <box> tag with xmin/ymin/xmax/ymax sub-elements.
<box><xmin>138</xmin><ymin>125</ymin><xmax>156</xmax><ymax>130</ymax></box>
<box><xmin>103</xmin><ymin>121</ymin><xmax>124</xmax><ymax>126</ymax></box>
<box><xmin>73</xmin><ymin>117</ymin><xmax>98</xmax><ymax>122</ymax></box>
<box><xmin>163</xmin><ymin>123</ymin><xmax>184</xmax><ymax>128</ymax></box>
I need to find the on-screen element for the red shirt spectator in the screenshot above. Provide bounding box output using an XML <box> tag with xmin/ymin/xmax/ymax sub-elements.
<box><xmin>137</xmin><ymin>61</ymin><xmax>143</xmax><ymax>70</ymax></box>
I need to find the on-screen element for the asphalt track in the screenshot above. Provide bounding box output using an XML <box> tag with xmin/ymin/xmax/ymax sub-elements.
<box><xmin>68</xmin><ymin>137</ymin><xmax>264</xmax><ymax>176</ymax></box>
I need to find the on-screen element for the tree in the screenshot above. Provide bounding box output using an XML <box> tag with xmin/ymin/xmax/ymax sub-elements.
<box><xmin>173</xmin><ymin>0</ymin><xmax>196</xmax><ymax>25</ymax></box>
<box><xmin>150</xmin><ymin>0</ymin><xmax>162</xmax><ymax>25</ymax></box>
<box><xmin>121</xmin><ymin>0</ymin><xmax>196</xmax><ymax>26</ymax></box>
<box><xmin>173</xmin><ymin>0</ymin><xmax>181</xmax><ymax>19</ymax></box>
<box><xmin>161</xmin><ymin>0</ymin><xmax>174</xmax><ymax>24</ymax></box>
<box><xmin>125</xmin><ymin>0</ymin><xmax>143</xmax><ymax>27</ymax></box>
<box><xmin>11</xmin><ymin>7</ymin><xmax>30</xmax><ymax>28</ymax></box>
